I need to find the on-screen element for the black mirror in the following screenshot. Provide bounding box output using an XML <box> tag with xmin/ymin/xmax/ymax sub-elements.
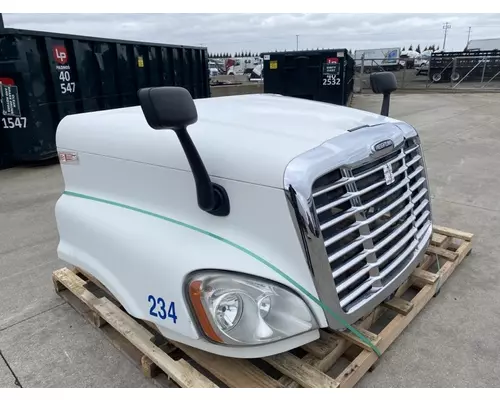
<box><xmin>138</xmin><ymin>86</ymin><xmax>197</xmax><ymax>130</ymax></box>
<box><xmin>370</xmin><ymin>72</ymin><xmax>397</xmax><ymax>117</ymax></box>
<box><xmin>138</xmin><ymin>86</ymin><xmax>230</xmax><ymax>217</ymax></box>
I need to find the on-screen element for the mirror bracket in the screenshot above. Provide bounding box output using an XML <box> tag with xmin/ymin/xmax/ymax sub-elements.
<box><xmin>138</xmin><ymin>87</ymin><xmax>230</xmax><ymax>217</ymax></box>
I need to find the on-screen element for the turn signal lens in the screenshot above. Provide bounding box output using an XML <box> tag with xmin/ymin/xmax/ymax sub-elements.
<box><xmin>188</xmin><ymin>280</ymin><xmax>222</xmax><ymax>343</ymax></box>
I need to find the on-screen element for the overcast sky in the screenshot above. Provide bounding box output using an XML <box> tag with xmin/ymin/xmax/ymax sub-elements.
<box><xmin>3</xmin><ymin>13</ymin><xmax>500</xmax><ymax>54</ymax></box>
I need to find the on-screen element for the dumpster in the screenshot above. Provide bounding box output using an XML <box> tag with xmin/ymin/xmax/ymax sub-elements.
<box><xmin>261</xmin><ymin>49</ymin><xmax>354</xmax><ymax>106</ymax></box>
<box><xmin>0</xmin><ymin>28</ymin><xmax>210</xmax><ymax>165</ymax></box>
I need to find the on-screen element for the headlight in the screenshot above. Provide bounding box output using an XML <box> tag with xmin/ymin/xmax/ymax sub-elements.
<box><xmin>187</xmin><ymin>272</ymin><xmax>318</xmax><ymax>346</ymax></box>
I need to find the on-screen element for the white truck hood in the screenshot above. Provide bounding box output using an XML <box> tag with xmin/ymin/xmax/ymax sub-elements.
<box><xmin>57</xmin><ymin>93</ymin><xmax>398</xmax><ymax>188</ymax></box>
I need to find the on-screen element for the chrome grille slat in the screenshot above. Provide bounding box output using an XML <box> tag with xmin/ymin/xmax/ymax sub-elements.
<box><xmin>312</xmin><ymin>177</ymin><xmax>350</xmax><ymax>197</ymax></box>
<box><xmin>337</xmin><ymin>264</ymin><xmax>374</xmax><ymax>292</ymax></box>
<box><xmin>351</xmin><ymin>152</ymin><xmax>406</xmax><ymax>181</ymax></box>
<box><xmin>378</xmin><ymin>238</ymin><xmax>419</xmax><ymax>279</ymax></box>
<box><xmin>312</xmin><ymin>139</ymin><xmax>432</xmax><ymax>312</ymax></box>
<box><xmin>319</xmin><ymin>177</ymin><xmax>410</xmax><ymax>231</ymax></box>
<box><xmin>413</xmin><ymin>199</ymin><xmax>429</xmax><ymax>216</ymax></box>
<box><xmin>327</xmin><ymin>236</ymin><xmax>365</xmax><ymax>263</ymax></box>
<box><xmin>332</xmin><ymin>219</ymin><xmax>417</xmax><ymax>284</ymax></box>
<box><xmin>368</xmin><ymin>201</ymin><xmax>414</xmax><ymax>239</ymax></box>
<box><xmin>406</xmin><ymin>154</ymin><xmax>422</xmax><ymax>168</ymax></box>
<box><xmin>316</xmin><ymin>193</ymin><xmax>356</xmax><ymax>214</ymax></box>
<box><xmin>331</xmin><ymin>209</ymin><xmax>415</xmax><ymax>280</ymax></box>
<box><xmin>339</xmin><ymin>280</ymin><xmax>375</xmax><ymax>308</ymax></box>
<box><xmin>335</xmin><ymin>217</ymin><xmax>415</xmax><ymax>292</ymax></box>
<box><xmin>316</xmin><ymin>166</ymin><xmax>406</xmax><ymax>215</ymax></box>
<box><xmin>408</xmin><ymin>166</ymin><xmax>424</xmax><ymax>180</ymax></box>
<box><xmin>417</xmin><ymin>220</ymin><xmax>432</xmax><ymax>239</ymax></box>
<box><xmin>323</xmin><ymin>190</ymin><xmax>412</xmax><ymax>247</ymax></box>
<box><xmin>331</xmin><ymin>250</ymin><xmax>369</xmax><ymax>279</ymax></box>
<box><xmin>412</xmin><ymin>188</ymin><xmax>428</xmax><ymax>204</ymax></box>
<box><xmin>371</xmin><ymin>226</ymin><xmax>418</xmax><ymax>267</ymax></box>
<box><xmin>410</xmin><ymin>177</ymin><xmax>425</xmax><ymax>192</ymax></box>
<box><xmin>405</xmin><ymin>145</ymin><xmax>419</xmax><ymax>154</ymax></box>
<box><xmin>415</xmin><ymin>210</ymin><xmax>431</xmax><ymax>228</ymax></box>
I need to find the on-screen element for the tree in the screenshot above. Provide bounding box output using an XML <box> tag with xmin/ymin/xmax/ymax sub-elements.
<box><xmin>409</xmin><ymin>44</ymin><xmax>413</xmax><ymax>51</ymax></box>
<box><xmin>436</xmin><ymin>45</ymin><xmax>440</xmax><ymax>50</ymax></box>
<box><xmin>424</xmin><ymin>46</ymin><xmax>428</xmax><ymax>51</ymax></box>
<box><xmin>416</xmin><ymin>44</ymin><xmax>421</xmax><ymax>53</ymax></box>
<box><xmin>402</xmin><ymin>46</ymin><xmax>405</xmax><ymax>51</ymax></box>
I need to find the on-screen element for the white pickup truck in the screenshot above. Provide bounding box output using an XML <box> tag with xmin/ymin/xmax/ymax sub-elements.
<box><xmin>55</xmin><ymin>73</ymin><xmax>432</xmax><ymax>358</ymax></box>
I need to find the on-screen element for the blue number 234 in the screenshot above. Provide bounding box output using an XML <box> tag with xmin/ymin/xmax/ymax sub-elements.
<box><xmin>148</xmin><ymin>295</ymin><xmax>177</xmax><ymax>324</ymax></box>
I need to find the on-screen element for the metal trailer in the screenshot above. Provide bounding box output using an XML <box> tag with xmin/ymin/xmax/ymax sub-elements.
<box><xmin>0</xmin><ymin>28</ymin><xmax>210</xmax><ymax>167</ymax></box>
<box><xmin>354</xmin><ymin>48</ymin><xmax>401</xmax><ymax>72</ymax></box>
<box><xmin>429</xmin><ymin>50</ymin><xmax>500</xmax><ymax>84</ymax></box>
<box><xmin>261</xmin><ymin>49</ymin><xmax>355</xmax><ymax>107</ymax></box>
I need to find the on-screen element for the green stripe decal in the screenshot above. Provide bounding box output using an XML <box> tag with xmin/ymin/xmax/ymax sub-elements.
<box><xmin>63</xmin><ymin>190</ymin><xmax>381</xmax><ymax>356</ymax></box>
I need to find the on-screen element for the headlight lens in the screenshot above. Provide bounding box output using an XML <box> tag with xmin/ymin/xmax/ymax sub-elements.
<box><xmin>187</xmin><ymin>272</ymin><xmax>318</xmax><ymax>346</ymax></box>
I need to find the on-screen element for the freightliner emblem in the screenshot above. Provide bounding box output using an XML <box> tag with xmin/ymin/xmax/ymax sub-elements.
<box><xmin>371</xmin><ymin>139</ymin><xmax>394</xmax><ymax>158</ymax></box>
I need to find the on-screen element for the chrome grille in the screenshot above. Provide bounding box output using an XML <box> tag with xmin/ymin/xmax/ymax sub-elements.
<box><xmin>311</xmin><ymin>138</ymin><xmax>431</xmax><ymax>313</ymax></box>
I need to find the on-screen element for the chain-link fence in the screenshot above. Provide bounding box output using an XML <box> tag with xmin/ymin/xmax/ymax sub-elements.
<box><xmin>354</xmin><ymin>55</ymin><xmax>500</xmax><ymax>92</ymax></box>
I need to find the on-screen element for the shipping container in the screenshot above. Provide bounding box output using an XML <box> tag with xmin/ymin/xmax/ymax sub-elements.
<box><xmin>0</xmin><ymin>28</ymin><xmax>210</xmax><ymax>166</ymax></box>
<box><xmin>429</xmin><ymin>50</ymin><xmax>500</xmax><ymax>83</ymax></box>
<box><xmin>261</xmin><ymin>49</ymin><xmax>354</xmax><ymax>107</ymax></box>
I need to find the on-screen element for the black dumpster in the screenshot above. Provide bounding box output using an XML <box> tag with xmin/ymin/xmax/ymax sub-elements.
<box><xmin>0</xmin><ymin>28</ymin><xmax>210</xmax><ymax>166</ymax></box>
<box><xmin>262</xmin><ymin>49</ymin><xmax>354</xmax><ymax>106</ymax></box>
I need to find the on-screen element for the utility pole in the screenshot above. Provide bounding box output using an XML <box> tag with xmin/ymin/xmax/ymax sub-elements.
<box><xmin>442</xmin><ymin>22</ymin><xmax>451</xmax><ymax>51</ymax></box>
<box><xmin>467</xmin><ymin>26</ymin><xmax>472</xmax><ymax>47</ymax></box>
<box><xmin>296</xmin><ymin>35</ymin><xmax>299</xmax><ymax>51</ymax></box>
<box><xmin>0</xmin><ymin>13</ymin><xmax>4</xmax><ymax>29</ymax></box>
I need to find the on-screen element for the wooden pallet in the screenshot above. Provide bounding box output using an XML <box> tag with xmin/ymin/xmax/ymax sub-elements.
<box><xmin>52</xmin><ymin>225</ymin><xmax>473</xmax><ymax>388</ymax></box>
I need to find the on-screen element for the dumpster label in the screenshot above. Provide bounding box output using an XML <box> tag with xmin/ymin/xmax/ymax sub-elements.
<box><xmin>263</xmin><ymin>54</ymin><xmax>270</xmax><ymax>60</ymax></box>
<box><xmin>58</xmin><ymin>70</ymin><xmax>76</xmax><ymax>94</ymax></box>
<box><xmin>322</xmin><ymin>75</ymin><xmax>341</xmax><ymax>86</ymax></box>
<box><xmin>323</xmin><ymin>63</ymin><xmax>340</xmax><ymax>75</ymax></box>
<box><xmin>270</xmin><ymin>60</ymin><xmax>278</xmax><ymax>70</ymax></box>
<box><xmin>1</xmin><ymin>84</ymin><xmax>21</xmax><ymax>117</ymax></box>
<box><xmin>2</xmin><ymin>116</ymin><xmax>27</xmax><ymax>129</ymax></box>
<box><xmin>53</xmin><ymin>45</ymin><xmax>68</xmax><ymax>65</ymax></box>
<box><xmin>138</xmin><ymin>56</ymin><xmax>144</xmax><ymax>68</ymax></box>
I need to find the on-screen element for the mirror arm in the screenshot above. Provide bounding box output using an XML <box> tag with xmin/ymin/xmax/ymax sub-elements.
<box><xmin>381</xmin><ymin>93</ymin><xmax>390</xmax><ymax>117</ymax></box>
<box><xmin>174</xmin><ymin>128</ymin><xmax>230</xmax><ymax>217</ymax></box>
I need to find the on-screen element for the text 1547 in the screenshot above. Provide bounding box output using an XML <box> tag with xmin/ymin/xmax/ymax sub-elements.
<box><xmin>2</xmin><ymin>117</ymin><xmax>27</xmax><ymax>129</ymax></box>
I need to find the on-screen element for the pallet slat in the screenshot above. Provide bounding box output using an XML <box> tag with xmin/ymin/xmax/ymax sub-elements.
<box><xmin>427</xmin><ymin>245</ymin><xmax>458</xmax><ymax>261</ymax></box>
<box><xmin>174</xmin><ymin>342</ymin><xmax>282</xmax><ymax>388</ymax></box>
<box><xmin>412</xmin><ymin>268</ymin><xmax>439</xmax><ymax>286</ymax></box>
<box><xmin>336</xmin><ymin>328</ymin><xmax>380</xmax><ymax>352</ymax></box>
<box><xmin>301</xmin><ymin>331</ymin><xmax>340</xmax><ymax>358</ymax></box>
<box><xmin>431</xmin><ymin>232</ymin><xmax>447</xmax><ymax>246</ymax></box>
<box><xmin>52</xmin><ymin>225</ymin><xmax>473</xmax><ymax>388</ymax></box>
<box><xmin>264</xmin><ymin>353</ymin><xmax>339</xmax><ymax>388</ymax></box>
<box><xmin>433</xmin><ymin>225</ymin><xmax>474</xmax><ymax>241</ymax></box>
<box><xmin>382</xmin><ymin>297</ymin><xmax>414</xmax><ymax>316</ymax></box>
